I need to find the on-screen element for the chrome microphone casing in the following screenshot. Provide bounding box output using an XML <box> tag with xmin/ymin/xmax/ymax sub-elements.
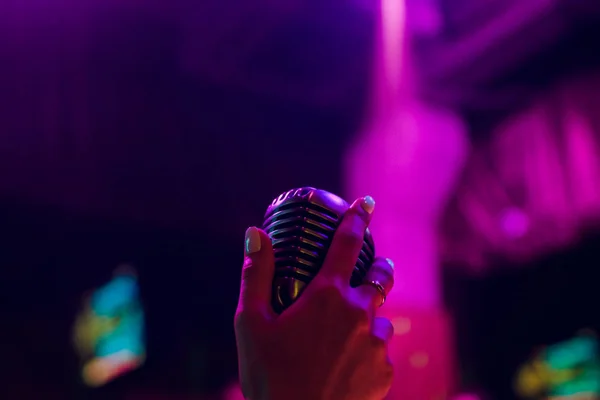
<box><xmin>263</xmin><ymin>187</ymin><xmax>375</xmax><ymax>314</ymax></box>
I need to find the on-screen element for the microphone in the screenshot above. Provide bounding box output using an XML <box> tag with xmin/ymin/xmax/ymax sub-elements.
<box><xmin>263</xmin><ymin>187</ymin><xmax>375</xmax><ymax>314</ymax></box>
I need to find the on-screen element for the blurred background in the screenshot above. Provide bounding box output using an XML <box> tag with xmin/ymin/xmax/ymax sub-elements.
<box><xmin>1</xmin><ymin>0</ymin><xmax>600</xmax><ymax>399</ymax></box>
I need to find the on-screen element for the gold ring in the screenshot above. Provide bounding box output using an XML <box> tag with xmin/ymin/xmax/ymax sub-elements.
<box><xmin>364</xmin><ymin>280</ymin><xmax>386</xmax><ymax>307</ymax></box>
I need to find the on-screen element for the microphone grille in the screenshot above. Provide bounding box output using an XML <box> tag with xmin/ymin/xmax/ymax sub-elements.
<box><xmin>263</xmin><ymin>187</ymin><xmax>375</xmax><ymax>313</ymax></box>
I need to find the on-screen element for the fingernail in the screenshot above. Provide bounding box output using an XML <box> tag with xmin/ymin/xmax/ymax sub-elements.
<box><xmin>244</xmin><ymin>227</ymin><xmax>262</xmax><ymax>255</ymax></box>
<box><xmin>386</xmin><ymin>258</ymin><xmax>395</xmax><ymax>270</ymax></box>
<box><xmin>361</xmin><ymin>195</ymin><xmax>376</xmax><ymax>214</ymax></box>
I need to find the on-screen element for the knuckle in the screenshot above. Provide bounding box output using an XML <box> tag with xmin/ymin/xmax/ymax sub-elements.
<box><xmin>382</xmin><ymin>361</ymin><xmax>394</xmax><ymax>386</ymax></box>
<box><xmin>308</xmin><ymin>284</ymin><xmax>372</xmax><ymax>329</ymax></box>
<box><xmin>347</xmin><ymin>302</ymin><xmax>370</xmax><ymax>326</ymax></box>
<box><xmin>240</xmin><ymin>258</ymin><xmax>256</xmax><ymax>280</ymax></box>
<box><xmin>369</xmin><ymin>336</ymin><xmax>394</xmax><ymax>386</ymax></box>
<box><xmin>312</xmin><ymin>282</ymin><xmax>346</xmax><ymax>304</ymax></box>
<box><xmin>233</xmin><ymin>309</ymin><xmax>248</xmax><ymax>331</ymax></box>
<box><xmin>369</xmin><ymin>334</ymin><xmax>389</xmax><ymax>351</ymax></box>
<box><xmin>233</xmin><ymin>307</ymin><xmax>260</xmax><ymax>332</ymax></box>
<box><xmin>358</xmin><ymin>284</ymin><xmax>381</xmax><ymax>305</ymax></box>
<box><xmin>335</xmin><ymin>227</ymin><xmax>364</xmax><ymax>248</ymax></box>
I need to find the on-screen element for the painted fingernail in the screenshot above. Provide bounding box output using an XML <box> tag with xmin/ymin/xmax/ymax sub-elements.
<box><xmin>361</xmin><ymin>195</ymin><xmax>376</xmax><ymax>214</ymax></box>
<box><xmin>244</xmin><ymin>227</ymin><xmax>262</xmax><ymax>255</ymax></box>
<box><xmin>386</xmin><ymin>258</ymin><xmax>395</xmax><ymax>270</ymax></box>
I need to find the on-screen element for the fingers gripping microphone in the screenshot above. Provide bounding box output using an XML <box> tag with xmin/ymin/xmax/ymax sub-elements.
<box><xmin>263</xmin><ymin>187</ymin><xmax>376</xmax><ymax>314</ymax></box>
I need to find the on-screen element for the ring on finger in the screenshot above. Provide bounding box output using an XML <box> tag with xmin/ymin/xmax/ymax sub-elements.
<box><xmin>363</xmin><ymin>279</ymin><xmax>386</xmax><ymax>307</ymax></box>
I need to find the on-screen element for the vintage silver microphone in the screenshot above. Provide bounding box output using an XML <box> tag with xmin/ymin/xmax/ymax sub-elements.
<box><xmin>263</xmin><ymin>187</ymin><xmax>375</xmax><ymax>313</ymax></box>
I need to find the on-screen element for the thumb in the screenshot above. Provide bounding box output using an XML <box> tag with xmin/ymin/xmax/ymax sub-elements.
<box><xmin>237</xmin><ymin>226</ymin><xmax>275</xmax><ymax>318</ymax></box>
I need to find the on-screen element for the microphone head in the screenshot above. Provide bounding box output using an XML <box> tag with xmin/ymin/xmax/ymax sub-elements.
<box><xmin>263</xmin><ymin>187</ymin><xmax>375</xmax><ymax>313</ymax></box>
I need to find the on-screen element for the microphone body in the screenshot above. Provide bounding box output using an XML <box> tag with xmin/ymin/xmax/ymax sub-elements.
<box><xmin>263</xmin><ymin>187</ymin><xmax>375</xmax><ymax>314</ymax></box>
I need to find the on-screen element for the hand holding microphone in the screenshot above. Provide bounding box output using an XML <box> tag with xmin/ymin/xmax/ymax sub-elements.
<box><xmin>234</xmin><ymin>190</ymin><xmax>395</xmax><ymax>400</ymax></box>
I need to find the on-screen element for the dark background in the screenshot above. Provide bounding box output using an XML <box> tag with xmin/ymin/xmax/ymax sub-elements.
<box><xmin>1</xmin><ymin>1</ymin><xmax>600</xmax><ymax>399</ymax></box>
<box><xmin>445</xmin><ymin>229</ymin><xmax>600</xmax><ymax>398</ymax></box>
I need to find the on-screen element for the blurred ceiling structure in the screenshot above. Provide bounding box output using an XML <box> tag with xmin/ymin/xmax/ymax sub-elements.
<box><xmin>1</xmin><ymin>0</ymin><xmax>600</xmax><ymax>238</ymax></box>
<box><xmin>174</xmin><ymin>0</ymin><xmax>600</xmax><ymax>116</ymax></box>
<box><xmin>412</xmin><ymin>0</ymin><xmax>600</xmax><ymax>125</ymax></box>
